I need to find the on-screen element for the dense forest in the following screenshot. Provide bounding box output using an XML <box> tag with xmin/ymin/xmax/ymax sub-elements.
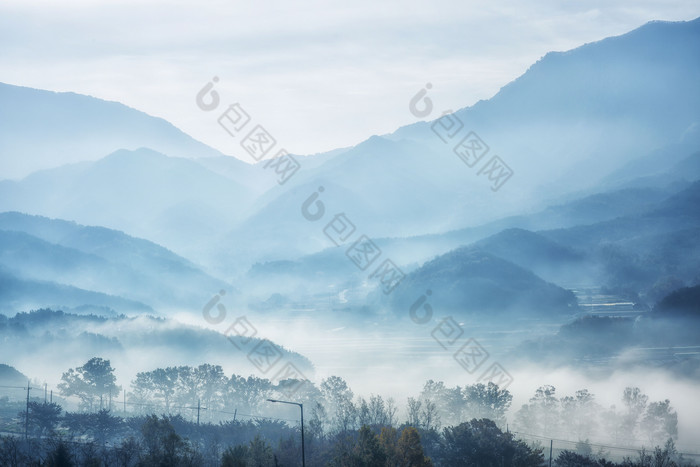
<box><xmin>0</xmin><ymin>357</ymin><xmax>693</xmax><ymax>466</ymax></box>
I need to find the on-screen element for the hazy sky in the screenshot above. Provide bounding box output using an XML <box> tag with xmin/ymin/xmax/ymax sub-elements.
<box><xmin>2</xmin><ymin>0</ymin><xmax>700</xmax><ymax>159</ymax></box>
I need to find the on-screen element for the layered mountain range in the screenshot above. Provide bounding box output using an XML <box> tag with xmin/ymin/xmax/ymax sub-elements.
<box><xmin>0</xmin><ymin>17</ymin><xmax>698</xmax><ymax>331</ymax></box>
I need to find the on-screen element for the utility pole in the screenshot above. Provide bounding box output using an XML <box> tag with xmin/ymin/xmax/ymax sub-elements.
<box><xmin>123</xmin><ymin>391</ymin><xmax>126</xmax><ymax>413</ymax></box>
<box><xmin>549</xmin><ymin>439</ymin><xmax>553</xmax><ymax>467</ymax></box>
<box><xmin>25</xmin><ymin>381</ymin><xmax>31</xmax><ymax>441</ymax></box>
<box><xmin>197</xmin><ymin>399</ymin><xmax>201</xmax><ymax>426</ymax></box>
<box><xmin>233</xmin><ymin>409</ymin><xmax>237</xmax><ymax>422</ymax></box>
<box><xmin>50</xmin><ymin>390</ymin><xmax>53</xmax><ymax>403</ymax></box>
<box><xmin>300</xmin><ymin>403</ymin><xmax>305</xmax><ymax>467</ymax></box>
<box><xmin>44</xmin><ymin>384</ymin><xmax>47</xmax><ymax>403</ymax></box>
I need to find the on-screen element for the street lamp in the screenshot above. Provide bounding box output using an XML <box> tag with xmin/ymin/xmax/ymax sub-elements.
<box><xmin>267</xmin><ymin>398</ymin><xmax>305</xmax><ymax>467</ymax></box>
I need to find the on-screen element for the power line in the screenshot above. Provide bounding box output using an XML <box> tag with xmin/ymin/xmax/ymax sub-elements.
<box><xmin>512</xmin><ymin>430</ymin><xmax>700</xmax><ymax>458</ymax></box>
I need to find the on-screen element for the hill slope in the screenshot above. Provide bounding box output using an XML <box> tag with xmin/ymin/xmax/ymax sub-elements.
<box><xmin>0</xmin><ymin>82</ymin><xmax>223</xmax><ymax>180</ymax></box>
<box><xmin>388</xmin><ymin>248</ymin><xmax>578</xmax><ymax>316</ymax></box>
<box><xmin>0</xmin><ymin>212</ymin><xmax>227</xmax><ymax>311</ymax></box>
<box><xmin>0</xmin><ymin>149</ymin><xmax>254</xmax><ymax>258</ymax></box>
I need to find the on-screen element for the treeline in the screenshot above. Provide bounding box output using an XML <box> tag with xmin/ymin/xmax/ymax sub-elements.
<box><xmin>52</xmin><ymin>358</ymin><xmax>515</xmax><ymax>432</ymax></box>
<box><xmin>0</xmin><ymin>414</ymin><xmax>692</xmax><ymax>466</ymax></box>
<box><xmin>513</xmin><ymin>386</ymin><xmax>678</xmax><ymax>448</ymax></box>
<box><xmin>0</xmin><ymin>413</ymin><xmax>542</xmax><ymax>466</ymax></box>
<box><xmin>0</xmin><ymin>357</ymin><xmax>691</xmax><ymax>466</ymax></box>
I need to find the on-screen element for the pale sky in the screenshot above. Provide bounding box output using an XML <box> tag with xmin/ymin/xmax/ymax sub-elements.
<box><xmin>1</xmin><ymin>0</ymin><xmax>699</xmax><ymax>159</ymax></box>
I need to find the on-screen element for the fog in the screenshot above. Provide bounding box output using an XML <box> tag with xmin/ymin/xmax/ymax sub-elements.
<box><xmin>1</xmin><ymin>11</ymin><xmax>700</xmax><ymax>467</ymax></box>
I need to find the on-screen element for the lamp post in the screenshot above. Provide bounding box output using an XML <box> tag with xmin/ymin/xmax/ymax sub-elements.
<box><xmin>267</xmin><ymin>399</ymin><xmax>305</xmax><ymax>467</ymax></box>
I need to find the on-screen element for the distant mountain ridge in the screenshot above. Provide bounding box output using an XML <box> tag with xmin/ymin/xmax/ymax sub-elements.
<box><xmin>0</xmin><ymin>363</ymin><xmax>28</xmax><ymax>386</ymax></box>
<box><xmin>387</xmin><ymin>247</ymin><xmax>578</xmax><ymax>317</ymax></box>
<box><xmin>0</xmin><ymin>82</ymin><xmax>223</xmax><ymax>180</ymax></box>
<box><xmin>0</xmin><ymin>18</ymin><xmax>699</xmax><ymax>317</ymax></box>
<box><xmin>2</xmin><ymin>19</ymin><xmax>698</xmax><ymax>275</ymax></box>
<box><xmin>0</xmin><ymin>148</ymin><xmax>254</xmax><ymax>259</ymax></box>
<box><xmin>0</xmin><ymin>309</ymin><xmax>315</xmax><ymax>385</ymax></box>
<box><xmin>207</xmin><ymin>17</ymin><xmax>700</xmax><ymax>273</ymax></box>
<box><xmin>391</xmin><ymin>17</ymin><xmax>700</xmax><ymax>195</ymax></box>
<box><xmin>0</xmin><ymin>212</ymin><xmax>227</xmax><ymax>313</ymax></box>
<box><xmin>0</xmin><ymin>265</ymin><xmax>152</xmax><ymax>313</ymax></box>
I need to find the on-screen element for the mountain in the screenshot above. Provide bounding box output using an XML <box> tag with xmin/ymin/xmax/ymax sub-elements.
<box><xmin>0</xmin><ymin>212</ymin><xmax>228</xmax><ymax>311</ymax></box>
<box><xmin>0</xmin><ymin>82</ymin><xmax>223</xmax><ymax>180</ymax></box>
<box><xmin>537</xmin><ymin>181</ymin><xmax>700</xmax><ymax>301</ymax></box>
<box><xmin>0</xmin><ymin>149</ymin><xmax>254</xmax><ymax>259</ymax></box>
<box><xmin>2</xmin><ymin>19</ymin><xmax>699</xmax><ymax>298</ymax></box>
<box><xmin>470</xmin><ymin>228</ymin><xmax>586</xmax><ymax>281</ymax></box>
<box><xmin>653</xmin><ymin>284</ymin><xmax>700</xmax><ymax>318</ymax></box>
<box><xmin>212</xmin><ymin>134</ymin><xmax>494</xmax><ymax>274</ymax></box>
<box><xmin>0</xmin><ymin>309</ymin><xmax>315</xmax><ymax>386</ymax></box>
<box><xmin>647</xmin><ymin>179</ymin><xmax>700</xmax><ymax>218</ymax></box>
<box><xmin>386</xmin><ymin>248</ymin><xmax>578</xmax><ymax>317</ymax></box>
<box><xmin>239</xmin><ymin>177</ymin><xmax>693</xmax><ymax>305</ymax></box>
<box><xmin>2</xmin><ymin>20</ymin><xmax>699</xmax><ymax>275</ymax></box>
<box><xmin>0</xmin><ymin>363</ymin><xmax>28</xmax><ymax>386</ymax></box>
<box><xmin>391</xmin><ymin>17</ymin><xmax>700</xmax><ymax>196</ymax></box>
<box><xmin>598</xmin><ymin>144</ymin><xmax>700</xmax><ymax>191</ymax></box>
<box><xmin>0</xmin><ymin>265</ymin><xmax>152</xmax><ymax>313</ymax></box>
<box><xmin>207</xmin><ymin>18</ymin><xmax>700</xmax><ymax>272</ymax></box>
<box><xmin>511</xmin><ymin>285</ymin><xmax>700</xmax><ymax>374</ymax></box>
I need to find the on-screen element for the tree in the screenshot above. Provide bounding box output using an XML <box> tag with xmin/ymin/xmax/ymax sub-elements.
<box><xmin>58</xmin><ymin>358</ymin><xmax>121</xmax><ymax>411</ymax></box>
<box><xmin>652</xmin><ymin>439</ymin><xmax>681</xmax><ymax>467</ymax></box>
<box><xmin>380</xmin><ymin>426</ymin><xmax>399</xmax><ymax>466</ymax></box>
<box><xmin>276</xmin><ymin>434</ymin><xmax>302</xmax><ymax>467</ymax></box>
<box><xmin>623</xmin><ymin>439</ymin><xmax>682</xmax><ymax>467</ymax></box>
<box><xmin>357</xmin><ymin>397</ymin><xmax>371</xmax><ymax>428</ymax></box>
<box><xmin>308</xmin><ymin>401</ymin><xmax>329</xmax><ymax>442</ymax></box>
<box><xmin>0</xmin><ymin>435</ymin><xmax>27</xmax><ymax>467</ymax></box>
<box><xmin>368</xmin><ymin>395</ymin><xmax>389</xmax><ymax>426</ymax></box>
<box><xmin>397</xmin><ymin>427</ymin><xmax>432</xmax><ymax>467</ymax></box>
<box><xmin>421</xmin><ymin>400</ymin><xmax>440</xmax><ymax>431</ymax></box>
<box><xmin>63</xmin><ymin>412</ymin><xmax>92</xmax><ymax>437</ymax></box>
<box><xmin>113</xmin><ymin>437</ymin><xmax>141</xmax><ymax>467</ymax></box>
<box><xmin>131</xmin><ymin>367</ymin><xmax>179</xmax><ymax>413</ymax></box>
<box><xmin>247</xmin><ymin>434</ymin><xmax>274</xmax><ymax>467</ymax></box>
<box><xmin>406</xmin><ymin>397</ymin><xmax>422</xmax><ymax>427</ymax></box>
<box><xmin>46</xmin><ymin>439</ymin><xmax>74</xmax><ymax>467</ymax></box>
<box><xmin>140</xmin><ymin>415</ymin><xmax>195</xmax><ymax>466</ymax></box>
<box><xmin>194</xmin><ymin>363</ymin><xmax>226</xmax><ymax>417</ymax></box>
<box><xmin>352</xmin><ymin>425</ymin><xmax>386</xmax><ymax>466</ymax></box>
<box><xmin>419</xmin><ymin>381</ymin><xmax>449</xmax><ymax>426</ymax></box>
<box><xmin>174</xmin><ymin>366</ymin><xmax>199</xmax><ymax>412</ymax></box>
<box><xmin>641</xmin><ymin>400</ymin><xmax>678</xmax><ymax>445</ymax></box>
<box><xmin>601</xmin><ymin>405</ymin><xmax>622</xmax><ymax>445</ymax></box>
<box><xmin>275</xmin><ymin>377</ymin><xmax>324</xmax><ymax>412</ymax></box>
<box><xmin>555</xmin><ymin>450</ymin><xmax>602</xmax><ymax>466</ymax></box>
<box><xmin>385</xmin><ymin>397</ymin><xmax>398</xmax><ymax>427</ymax></box>
<box><xmin>20</xmin><ymin>401</ymin><xmax>62</xmax><ymax>436</ymax></box>
<box><xmin>90</xmin><ymin>409</ymin><xmax>125</xmax><ymax>444</ymax></box>
<box><xmin>515</xmin><ymin>385</ymin><xmax>559</xmax><ymax>435</ymax></box>
<box><xmin>63</xmin><ymin>409</ymin><xmax>124</xmax><ymax>443</ymax></box>
<box><xmin>560</xmin><ymin>389</ymin><xmax>599</xmax><ymax>440</ymax></box>
<box><xmin>463</xmin><ymin>382</ymin><xmax>512</xmax><ymax>428</ymax></box>
<box><xmin>440</xmin><ymin>419</ymin><xmax>543</xmax><ymax>467</ymax></box>
<box><xmin>221</xmin><ymin>445</ymin><xmax>248</xmax><ymax>467</ymax></box>
<box><xmin>320</xmin><ymin>376</ymin><xmax>356</xmax><ymax>433</ymax></box>
<box><xmin>226</xmin><ymin>375</ymin><xmax>273</xmax><ymax>415</ymax></box>
<box><xmin>621</xmin><ymin>387</ymin><xmax>648</xmax><ymax>441</ymax></box>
